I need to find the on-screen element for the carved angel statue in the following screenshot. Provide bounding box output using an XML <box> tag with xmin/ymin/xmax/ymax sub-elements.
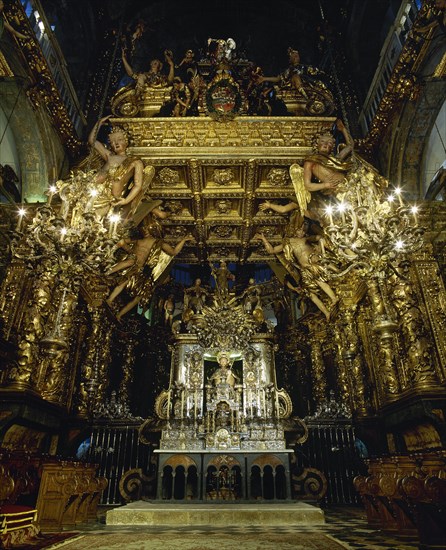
<box><xmin>254</xmin><ymin>218</ymin><xmax>338</xmax><ymax>320</ymax></box>
<box><xmin>86</xmin><ymin>115</ymin><xmax>155</xmax><ymax>220</ymax></box>
<box><xmin>289</xmin><ymin>119</ymin><xmax>353</xmax><ymax>220</ymax></box>
<box><xmin>261</xmin><ymin>120</ymin><xmax>387</xmax><ymax>229</ymax></box>
<box><xmin>105</xmin><ymin>200</ymin><xmax>194</xmax><ymax>320</ymax></box>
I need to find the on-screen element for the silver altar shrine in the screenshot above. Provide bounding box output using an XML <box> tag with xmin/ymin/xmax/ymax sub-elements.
<box><xmin>147</xmin><ymin>288</ymin><xmax>306</xmax><ymax>501</ymax></box>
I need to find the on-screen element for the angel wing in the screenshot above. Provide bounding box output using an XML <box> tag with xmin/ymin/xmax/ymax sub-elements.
<box><xmin>72</xmin><ymin>148</ymin><xmax>104</xmax><ymax>173</ymax></box>
<box><xmin>152</xmin><ymin>250</ymin><xmax>174</xmax><ymax>282</ymax></box>
<box><xmin>289</xmin><ymin>163</ymin><xmax>311</xmax><ymax>214</ymax></box>
<box><xmin>143</xmin><ymin>165</ymin><xmax>156</xmax><ymax>193</ymax></box>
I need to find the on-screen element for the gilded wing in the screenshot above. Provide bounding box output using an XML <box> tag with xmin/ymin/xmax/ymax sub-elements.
<box><xmin>151</xmin><ymin>250</ymin><xmax>174</xmax><ymax>282</ymax></box>
<box><xmin>142</xmin><ymin>165</ymin><xmax>155</xmax><ymax>194</ymax></box>
<box><xmin>290</xmin><ymin>163</ymin><xmax>311</xmax><ymax>214</ymax></box>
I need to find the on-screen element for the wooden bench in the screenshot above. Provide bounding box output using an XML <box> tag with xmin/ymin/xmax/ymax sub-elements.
<box><xmin>0</xmin><ymin>448</ymin><xmax>107</xmax><ymax>537</ymax></box>
<box><xmin>354</xmin><ymin>452</ymin><xmax>446</xmax><ymax>549</ymax></box>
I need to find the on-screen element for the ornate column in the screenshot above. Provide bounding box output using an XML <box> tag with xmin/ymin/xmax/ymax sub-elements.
<box><xmin>94</xmin><ymin>319</ymin><xmax>113</xmax><ymax>412</ymax></box>
<box><xmin>76</xmin><ymin>307</ymin><xmax>103</xmax><ymax>418</ymax></box>
<box><xmin>368</xmin><ymin>279</ymin><xmax>400</xmax><ymax>399</ymax></box>
<box><xmin>332</xmin><ymin>321</ymin><xmax>352</xmax><ymax>411</ymax></box>
<box><xmin>119</xmin><ymin>329</ymin><xmax>138</xmax><ymax>408</ymax></box>
<box><xmin>412</xmin><ymin>254</ymin><xmax>446</xmax><ymax>384</ymax></box>
<box><xmin>0</xmin><ymin>257</ymin><xmax>30</xmax><ymax>343</ymax></box>
<box><xmin>341</xmin><ymin>308</ymin><xmax>368</xmax><ymax>417</ymax></box>
<box><xmin>307</xmin><ymin>319</ymin><xmax>328</xmax><ymax>405</ymax></box>
<box><xmin>37</xmin><ymin>287</ymin><xmax>79</xmax><ymax>405</ymax></box>
<box><xmin>6</xmin><ymin>261</ymin><xmax>55</xmax><ymax>391</ymax></box>
<box><xmin>390</xmin><ymin>261</ymin><xmax>438</xmax><ymax>390</ymax></box>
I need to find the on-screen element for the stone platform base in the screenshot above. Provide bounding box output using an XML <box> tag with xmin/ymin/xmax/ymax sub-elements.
<box><xmin>106</xmin><ymin>501</ymin><xmax>325</xmax><ymax>527</ymax></box>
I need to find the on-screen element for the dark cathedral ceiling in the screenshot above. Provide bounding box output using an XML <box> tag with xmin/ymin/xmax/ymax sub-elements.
<box><xmin>39</xmin><ymin>0</ymin><xmax>399</xmax><ymax>116</ymax></box>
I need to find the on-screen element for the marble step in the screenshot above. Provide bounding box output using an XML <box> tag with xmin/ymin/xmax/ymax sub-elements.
<box><xmin>106</xmin><ymin>501</ymin><xmax>325</xmax><ymax>527</ymax></box>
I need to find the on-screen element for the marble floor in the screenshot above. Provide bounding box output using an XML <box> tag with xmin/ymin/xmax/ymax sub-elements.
<box><xmin>68</xmin><ymin>504</ymin><xmax>420</xmax><ymax>550</ymax></box>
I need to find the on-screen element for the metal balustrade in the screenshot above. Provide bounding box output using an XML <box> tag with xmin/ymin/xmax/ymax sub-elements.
<box><xmin>20</xmin><ymin>0</ymin><xmax>86</xmax><ymax>136</ymax></box>
<box><xmin>359</xmin><ymin>0</ymin><xmax>420</xmax><ymax>135</ymax></box>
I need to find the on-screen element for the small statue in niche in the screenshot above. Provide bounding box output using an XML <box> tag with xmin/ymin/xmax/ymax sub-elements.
<box><xmin>210</xmin><ymin>260</ymin><xmax>235</xmax><ymax>301</ymax></box>
<box><xmin>184</xmin><ymin>278</ymin><xmax>209</xmax><ymax>314</ymax></box>
<box><xmin>209</xmin><ymin>351</ymin><xmax>238</xmax><ymax>388</ymax></box>
<box><xmin>163</xmin><ymin>294</ymin><xmax>176</xmax><ymax>326</ymax></box>
<box><xmin>240</xmin><ymin>278</ymin><xmax>261</xmax><ymax>314</ymax></box>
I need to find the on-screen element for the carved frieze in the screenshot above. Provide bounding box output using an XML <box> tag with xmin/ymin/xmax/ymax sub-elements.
<box><xmin>121</xmin><ymin>117</ymin><xmax>334</xmax><ymax>152</ymax></box>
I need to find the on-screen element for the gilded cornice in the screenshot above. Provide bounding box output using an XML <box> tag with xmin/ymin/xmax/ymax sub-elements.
<box><xmin>118</xmin><ymin>117</ymin><xmax>334</xmax><ymax>158</ymax></box>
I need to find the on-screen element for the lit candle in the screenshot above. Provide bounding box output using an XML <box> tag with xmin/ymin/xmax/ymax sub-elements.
<box><xmin>411</xmin><ymin>205</ymin><xmax>418</xmax><ymax>225</ymax></box>
<box><xmin>319</xmin><ymin>238</ymin><xmax>326</xmax><ymax>257</ymax></box>
<box><xmin>48</xmin><ymin>185</ymin><xmax>57</xmax><ymax>206</ymax></box>
<box><xmin>395</xmin><ymin>187</ymin><xmax>404</xmax><ymax>207</ymax></box>
<box><xmin>326</xmin><ymin>206</ymin><xmax>333</xmax><ymax>226</ymax></box>
<box><xmin>86</xmin><ymin>189</ymin><xmax>98</xmax><ymax>212</ymax></box>
<box><xmin>60</xmin><ymin>227</ymin><xmax>67</xmax><ymax>242</ymax></box>
<box><xmin>109</xmin><ymin>213</ymin><xmax>120</xmax><ymax>237</ymax></box>
<box><xmin>16</xmin><ymin>208</ymin><xmax>25</xmax><ymax>231</ymax></box>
